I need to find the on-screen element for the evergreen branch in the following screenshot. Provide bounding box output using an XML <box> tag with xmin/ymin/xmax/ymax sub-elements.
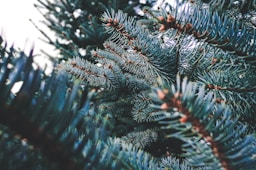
<box><xmin>197</xmin><ymin>63</ymin><xmax>256</xmax><ymax>120</ymax></box>
<box><xmin>155</xmin><ymin>81</ymin><xmax>230</xmax><ymax>169</ymax></box>
<box><xmin>102</xmin><ymin>9</ymin><xmax>136</xmax><ymax>40</ymax></box>
<box><xmin>35</xmin><ymin>0</ymin><xmax>110</xmax><ymax>60</ymax></box>
<box><xmin>159</xmin><ymin>156</ymin><xmax>199</xmax><ymax>170</ymax></box>
<box><xmin>0</xmin><ymin>105</ymin><xmax>80</xmax><ymax>170</ymax></box>
<box><xmin>204</xmin><ymin>0</ymin><xmax>256</xmax><ymax>14</ymax></box>
<box><xmin>100</xmin><ymin>41</ymin><xmax>167</xmax><ymax>87</ymax></box>
<box><xmin>124</xmin><ymin>73</ymin><xmax>151</xmax><ymax>91</ymax></box>
<box><xmin>0</xmin><ymin>45</ymin><xmax>89</xmax><ymax>169</ymax></box>
<box><xmin>27</xmin><ymin>1</ymin><xmax>256</xmax><ymax>169</ymax></box>
<box><xmin>144</xmin><ymin>6</ymin><xmax>256</xmax><ymax>58</ymax></box>
<box><xmin>132</xmin><ymin>90</ymin><xmax>166</xmax><ymax>122</ymax></box>
<box><xmin>0</xmin><ymin>125</ymin><xmax>57</xmax><ymax>170</ymax></box>
<box><xmin>102</xmin><ymin>9</ymin><xmax>177</xmax><ymax>83</ymax></box>
<box><xmin>0</xmin><ymin>42</ymin><xmax>158</xmax><ymax>170</ymax></box>
<box><xmin>60</xmin><ymin>56</ymin><xmax>125</xmax><ymax>90</ymax></box>
<box><xmin>206</xmin><ymin>83</ymin><xmax>256</xmax><ymax>93</ymax></box>
<box><xmin>121</xmin><ymin>129</ymin><xmax>158</xmax><ymax>149</ymax></box>
<box><xmin>150</xmin><ymin>75</ymin><xmax>256</xmax><ymax>169</ymax></box>
<box><xmin>102</xmin><ymin>138</ymin><xmax>157</xmax><ymax>170</ymax></box>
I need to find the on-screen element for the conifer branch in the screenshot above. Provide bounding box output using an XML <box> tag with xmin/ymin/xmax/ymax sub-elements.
<box><xmin>206</xmin><ymin>83</ymin><xmax>256</xmax><ymax>93</ymax></box>
<box><xmin>61</xmin><ymin>56</ymin><xmax>124</xmax><ymax>90</ymax></box>
<box><xmin>144</xmin><ymin>7</ymin><xmax>256</xmax><ymax>58</ymax></box>
<box><xmin>0</xmin><ymin>106</ymin><xmax>80</xmax><ymax>170</ymax></box>
<box><xmin>150</xmin><ymin>76</ymin><xmax>256</xmax><ymax>169</ymax></box>
<box><xmin>11</xmin><ymin>1</ymin><xmax>255</xmax><ymax>169</ymax></box>
<box><xmin>156</xmin><ymin>88</ymin><xmax>230</xmax><ymax>170</ymax></box>
<box><xmin>102</xmin><ymin>9</ymin><xmax>177</xmax><ymax>82</ymax></box>
<box><xmin>205</xmin><ymin>0</ymin><xmax>256</xmax><ymax>14</ymax></box>
<box><xmin>0</xmin><ymin>44</ymin><xmax>91</xmax><ymax>169</ymax></box>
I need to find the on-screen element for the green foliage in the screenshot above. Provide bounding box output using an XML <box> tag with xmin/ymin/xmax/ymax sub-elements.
<box><xmin>58</xmin><ymin>0</ymin><xmax>256</xmax><ymax>169</ymax></box>
<box><xmin>1</xmin><ymin>0</ymin><xmax>256</xmax><ymax>169</ymax></box>
<box><xmin>34</xmin><ymin>0</ymin><xmax>155</xmax><ymax>60</ymax></box>
<box><xmin>150</xmin><ymin>75</ymin><xmax>256</xmax><ymax>169</ymax></box>
<box><xmin>0</xmin><ymin>37</ymin><xmax>159</xmax><ymax>170</ymax></box>
<box><xmin>144</xmin><ymin>3</ymin><xmax>256</xmax><ymax>57</ymax></box>
<box><xmin>201</xmin><ymin>0</ymin><xmax>256</xmax><ymax>14</ymax></box>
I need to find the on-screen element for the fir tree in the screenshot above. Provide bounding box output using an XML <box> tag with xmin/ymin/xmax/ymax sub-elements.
<box><xmin>1</xmin><ymin>0</ymin><xmax>256</xmax><ymax>170</ymax></box>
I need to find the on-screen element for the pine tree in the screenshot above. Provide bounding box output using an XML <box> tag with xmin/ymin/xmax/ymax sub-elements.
<box><xmin>0</xmin><ymin>0</ymin><xmax>256</xmax><ymax>170</ymax></box>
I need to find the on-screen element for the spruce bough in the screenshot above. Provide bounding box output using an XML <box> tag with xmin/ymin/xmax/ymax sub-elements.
<box><xmin>0</xmin><ymin>0</ymin><xmax>256</xmax><ymax>169</ymax></box>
